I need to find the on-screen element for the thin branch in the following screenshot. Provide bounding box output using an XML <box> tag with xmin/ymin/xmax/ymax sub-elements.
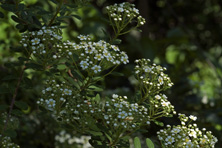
<box><xmin>2</xmin><ymin>66</ymin><xmax>26</xmax><ymax>135</ymax></box>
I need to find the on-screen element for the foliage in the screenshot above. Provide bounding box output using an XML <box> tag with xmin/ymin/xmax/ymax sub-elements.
<box><xmin>0</xmin><ymin>0</ymin><xmax>221</xmax><ymax>147</ymax></box>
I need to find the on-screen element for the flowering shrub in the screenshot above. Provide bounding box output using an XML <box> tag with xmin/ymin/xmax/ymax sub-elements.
<box><xmin>157</xmin><ymin>114</ymin><xmax>218</xmax><ymax>148</ymax></box>
<box><xmin>0</xmin><ymin>0</ymin><xmax>218</xmax><ymax>147</ymax></box>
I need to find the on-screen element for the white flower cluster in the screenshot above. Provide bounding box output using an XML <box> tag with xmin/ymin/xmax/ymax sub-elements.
<box><xmin>151</xmin><ymin>94</ymin><xmax>176</xmax><ymax>117</ymax></box>
<box><xmin>37</xmin><ymin>80</ymin><xmax>72</xmax><ymax>111</ymax></box>
<box><xmin>135</xmin><ymin>59</ymin><xmax>173</xmax><ymax>95</ymax></box>
<box><xmin>157</xmin><ymin>114</ymin><xmax>218</xmax><ymax>148</ymax></box>
<box><xmin>62</xmin><ymin>35</ymin><xmax>129</xmax><ymax>74</ymax></box>
<box><xmin>99</xmin><ymin>94</ymin><xmax>151</xmax><ymax>129</ymax></box>
<box><xmin>20</xmin><ymin>26</ymin><xmax>62</xmax><ymax>59</ymax></box>
<box><xmin>60</xmin><ymin>93</ymin><xmax>151</xmax><ymax>133</ymax></box>
<box><xmin>106</xmin><ymin>2</ymin><xmax>146</xmax><ymax>26</ymax></box>
<box><xmin>55</xmin><ymin>130</ymin><xmax>91</xmax><ymax>148</ymax></box>
<box><xmin>0</xmin><ymin>135</ymin><xmax>20</xmax><ymax>148</ymax></box>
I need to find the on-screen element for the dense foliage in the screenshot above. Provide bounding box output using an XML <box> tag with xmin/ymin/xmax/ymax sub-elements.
<box><xmin>0</xmin><ymin>0</ymin><xmax>221</xmax><ymax>147</ymax></box>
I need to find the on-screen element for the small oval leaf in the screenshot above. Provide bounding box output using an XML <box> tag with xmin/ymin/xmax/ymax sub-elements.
<box><xmin>134</xmin><ymin>137</ymin><xmax>141</xmax><ymax>148</ymax></box>
<box><xmin>146</xmin><ymin>138</ymin><xmax>155</xmax><ymax>148</ymax></box>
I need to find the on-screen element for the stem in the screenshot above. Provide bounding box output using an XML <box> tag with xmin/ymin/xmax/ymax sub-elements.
<box><xmin>102</xmin><ymin>65</ymin><xmax>118</xmax><ymax>78</ymax></box>
<box><xmin>109</xmin><ymin>128</ymin><xmax>123</xmax><ymax>147</ymax></box>
<box><xmin>110</xmin><ymin>30</ymin><xmax>120</xmax><ymax>44</ymax></box>
<box><xmin>137</xmin><ymin>92</ymin><xmax>150</xmax><ymax>104</ymax></box>
<box><xmin>94</xmin><ymin>65</ymin><xmax>119</xmax><ymax>83</ymax></box>
<box><xmin>48</xmin><ymin>0</ymin><xmax>63</xmax><ymax>26</ymax></box>
<box><xmin>79</xmin><ymin>77</ymin><xmax>91</xmax><ymax>92</ymax></box>
<box><xmin>2</xmin><ymin>66</ymin><xmax>26</xmax><ymax>135</ymax></box>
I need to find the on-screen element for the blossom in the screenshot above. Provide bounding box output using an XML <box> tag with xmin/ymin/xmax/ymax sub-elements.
<box><xmin>31</xmin><ymin>38</ymin><xmax>40</xmax><ymax>45</ymax></box>
<box><xmin>112</xmin><ymin>94</ymin><xmax>118</xmax><ymax>99</ymax></box>
<box><xmin>94</xmin><ymin>54</ymin><xmax>104</xmax><ymax>61</ymax></box>
<box><xmin>189</xmin><ymin>115</ymin><xmax>197</xmax><ymax>121</ymax></box>
<box><xmin>45</xmin><ymin>98</ymin><xmax>56</xmax><ymax>108</ymax></box>
<box><xmin>121</xmin><ymin>55</ymin><xmax>129</xmax><ymax>64</ymax></box>
<box><xmin>91</xmin><ymin>65</ymin><xmax>101</xmax><ymax>73</ymax></box>
<box><xmin>161</xmin><ymin>101</ymin><xmax>170</xmax><ymax>107</ymax></box>
<box><xmin>63</xmin><ymin>89</ymin><xmax>72</xmax><ymax>95</ymax></box>
<box><xmin>155</xmin><ymin>95</ymin><xmax>161</xmax><ymax>100</ymax></box>
<box><xmin>158</xmin><ymin>76</ymin><xmax>164</xmax><ymax>85</ymax></box>
<box><xmin>165</xmin><ymin>136</ymin><xmax>175</xmax><ymax>144</ymax></box>
<box><xmin>80</xmin><ymin>60</ymin><xmax>89</xmax><ymax>69</ymax></box>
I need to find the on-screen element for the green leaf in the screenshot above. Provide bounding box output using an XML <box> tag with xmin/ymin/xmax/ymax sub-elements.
<box><xmin>18</xmin><ymin>3</ymin><xmax>25</xmax><ymax>11</ymax></box>
<box><xmin>72</xmin><ymin>14</ymin><xmax>81</xmax><ymax>20</ymax></box>
<box><xmin>88</xmin><ymin>131</ymin><xmax>103</xmax><ymax>136</ymax></box>
<box><xmin>11</xmin><ymin>15</ymin><xmax>22</xmax><ymax>23</ymax></box>
<box><xmin>50</xmin><ymin>0</ymin><xmax>59</xmax><ymax>4</ymax></box>
<box><xmin>11</xmin><ymin>109</ymin><xmax>24</xmax><ymax>116</ymax></box>
<box><xmin>16</xmin><ymin>23</ymin><xmax>24</xmax><ymax>30</ymax></box>
<box><xmin>57</xmin><ymin>64</ymin><xmax>67</xmax><ymax>70</ymax></box>
<box><xmin>136</xmin><ymin>28</ymin><xmax>142</xmax><ymax>32</ymax></box>
<box><xmin>65</xmin><ymin>76</ymin><xmax>81</xmax><ymax>89</ymax></box>
<box><xmin>25</xmin><ymin>62</ymin><xmax>43</xmax><ymax>70</ymax></box>
<box><xmin>88</xmin><ymin>85</ymin><xmax>103</xmax><ymax>92</ymax></box>
<box><xmin>134</xmin><ymin>137</ymin><xmax>141</xmax><ymax>148</ymax></box>
<box><xmin>112</xmin><ymin>39</ymin><xmax>122</xmax><ymax>44</ymax></box>
<box><xmin>104</xmin><ymin>133</ymin><xmax>112</xmax><ymax>142</ymax></box>
<box><xmin>94</xmin><ymin>94</ymin><xmax>100</xmax><ymax>102</ymax></box>
<box><xmin>32</xmin><ymin>16</ymin><xmax>42</xmax><ymax>27</ymax></box>
<box><xmin>1</xmin><ymin>4</ymin><xmax>16</xmax><ymax>12</ymax></box>
<box><xmin>15</xmin><ymin>101</ymin><xmax>28</xmax><ymax>110</ymax></box>
<box><xmin>0</xmin><ymin>11</ymin><xmax>4</xmax><ymax>18</ymax></box>
<box><xmin>146</xmin><ymin>138</ymin><xmax>155</xmax><ymax>148</ymax></box>
<box><xmin>4</xmin><ymin>129</ymin><xmax>17</xmax><ymax>138</ymax></box>
<box><xmin>89</xmin><ymin>123</ymin><xmax>101</xmax><ymax>132</ymax></box>
<box><xmin>72</xmin><ymin>53</ymin><xmax>79</xmax><ymax>61</ymax></box>
<box><xmin>18</xmin><ymin>57</ymin><xmax>29</xmax><ymax>63</ymax></box>
<box><xmin>0</xmin><ymin>104</ymin><xmax>8</xmax><ymax>111</ymax></box>
<box><xmin>92</xmin><ymin>76</ymin><xmax>103</xmax><ymax>82</ymax></box>
<box><xmin>111</xmin><ymin>71</ymin><xmax>124</xmax><ymax>77</ymax></box>
<box><xmin>154</xmin><ymin>121</ymin><xmax>164</xmax><ymax>127</ymax></box>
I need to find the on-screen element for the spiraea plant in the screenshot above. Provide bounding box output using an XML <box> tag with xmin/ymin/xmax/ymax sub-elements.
<box><xmin>0</xmin><ymin>0</ymin><xmax>218</xmax><ymax>148</ymax></box>
<box><xmin>157</xmin><ymin>114</ymin><xmax>218</xmax><ymax>148</ymax></box>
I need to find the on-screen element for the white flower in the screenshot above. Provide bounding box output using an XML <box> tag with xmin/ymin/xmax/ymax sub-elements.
<box><xmin>94</xmin><ymin>54</ymin><xmax>103</xmax><ymax>61</ymax></box>
<box><xmin>63</xmin><ymin>89</ymin><xmax>72</xmax><ymax>95</ymax></box>
<box><xmin>77</xmin><ymin>34</ymin><xmax>89</xmax><ymax>40</ymax></box>
<box><xmin>91</xmin><ymin>65</ymin><xmax>101</xmax><ymax>73</ymax></box>
<box><xmin>189</xmin><ymin>115</ymin><xmax>197</xmax><ymax>121</ymax></box>
<box><xmin>111</xmin><ymin>45</ymin><xmax>120</xmax><ymax>51</ymax></box>
<box><xmin>155</xmin><ymin>95</ymin><xmax>161</xmax><ymax>100</ymax></box>
<box><xmin>161</xmin><ymin>101</ymin><xmax>170</xmax><ymax>107</ymax></box>
<box><xmin>171</xmin><ymin>128</ymin><xmax>180</xmax><ymax>134</ymax></box>
<box><xmin>80</xmin><ymin>60</ymin><xmax>89</xmax><ymax>70</ymax></box>
<box><xmin>118</xmin><ymin>111</ymin><xmax>128</xmax><ymax>119</ymax></box>
<box><xmin>143</xmin><ymin>66</ymin><xmax>152</xmax><ymax>72</ymax></box>
<box><xmin>31</xmin><ymin>38</ymin><xmax>40</xmax><ymax>45</ymax></box>
<box><xmin>189</xmin><ymin>129</ymin><xmax>197</xmax><ymax>138</ymax></box>
<box><xmin>45</xmin><ymin>98</ymin><xmax>56</xmax><ymax>108</ymax></box>
<box><xmin>165</xmin><ymin>136</ymin><xmax>175</xmax><ymax>144</ymax></box>
<box><xmin>106</xmin><ymin>55</ymin><xmax>114</xmax><ymax>62</ymax></box>
<box><xmin>185</xmin><ymin>141</ymin><xmax>194</xmax><ymax>148</ymax></box>
<box><xmin>158</xmin><ymin>76</ymin><xmax>164</xmax><ymax>85</ymax></box>
<box><xmin>118</xmin><ymin>7</ymin><xmax>124</xmax><ymax>12</ymax></box>
<box><xmin>112</xmin><ymin>94</ymin><xmax>118</xmax><ymax>99</ymax></box>
<box><xmin>133</xmin><ymin>8</ymin><xmax>139</xmax><ymax>14</ymax></box>
<box><xmin>121</xmin><ymin>56</ymin><xmax>129</xmax><ymax>64</ymax></box>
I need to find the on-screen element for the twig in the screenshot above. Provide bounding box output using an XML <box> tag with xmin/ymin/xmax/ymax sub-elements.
<box><xmin>48</xmin><ymin>1</ymin><xmax>63</xmax><ymax>26</ymax></box>
<box><xmin>2</xmin><ymin>66</ymin><xmax>26</xmax><ymax>135</ymax></box>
